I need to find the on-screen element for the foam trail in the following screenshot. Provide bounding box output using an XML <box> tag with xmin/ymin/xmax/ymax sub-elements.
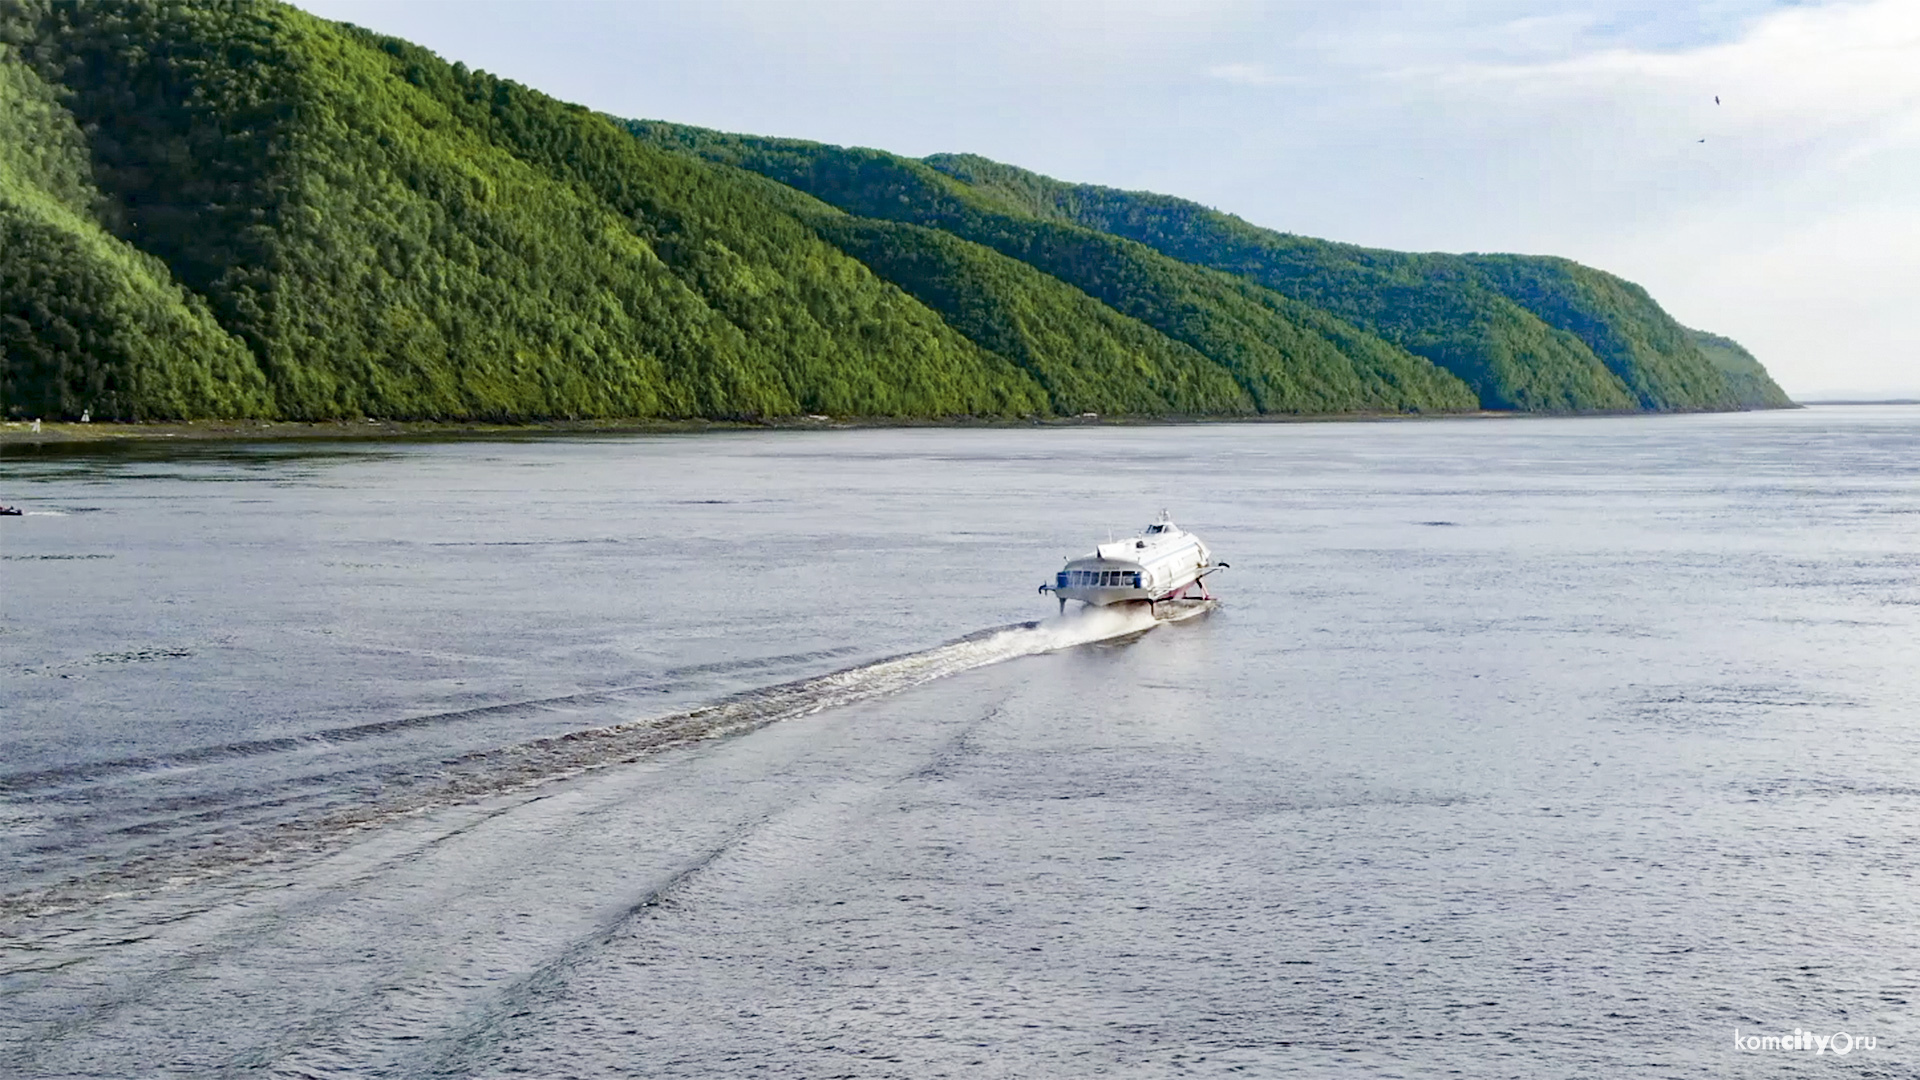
<box><xmin>0</xmin><ymin>602</ymin><xmax>1210</xmax><ymax>920</ymax></box>
<box><xmin>424</xmin><ymin>601</ymin><xmax>1209</xmax><ymax>791</ymax></box>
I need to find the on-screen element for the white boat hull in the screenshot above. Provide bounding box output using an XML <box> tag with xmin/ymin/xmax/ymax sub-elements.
<box><xmin>1041</xmin><ymin>514</ymin><xmax>1225</xmax><ymax>610</ymax></box>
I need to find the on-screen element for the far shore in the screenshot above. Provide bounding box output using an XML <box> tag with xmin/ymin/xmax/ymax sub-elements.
<box><xmin>1</xmin><ymin>403</ymin><xmax>1847</xmax><ymax>447</ymax></box>
<box><xmin>1</xmin><ymin>410</ymin><xmax>1532</xmax><ymax>446</ymax></box>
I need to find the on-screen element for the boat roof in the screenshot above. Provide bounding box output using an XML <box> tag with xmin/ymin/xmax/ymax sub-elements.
<box><xmin>1068</xmin><ymin>516</ymin><xmax>1197</xmax><ymax>564</ymax></box>
<box><xmin>1059</xmin><ymin>512</ymin><xmax>1204</xmax><ymax>565</ymax></box>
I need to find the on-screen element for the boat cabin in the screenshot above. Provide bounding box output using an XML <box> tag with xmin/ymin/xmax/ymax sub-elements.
<box><xmin>1039</xmin><ymin>512</ymin><xmax>1223</xmax><ymax>611</ymax></box>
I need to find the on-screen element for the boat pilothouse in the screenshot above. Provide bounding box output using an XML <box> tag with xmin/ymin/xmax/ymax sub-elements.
<box><xmin>1039</xmin><ymin>512</ymin><xmax>1227</xmax><ymax>613</ymax></box>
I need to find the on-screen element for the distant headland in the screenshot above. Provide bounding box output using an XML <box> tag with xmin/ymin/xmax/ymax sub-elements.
<box><xmin>1</xmin><ymin>1</ymin><xmax>1791</xmax><ymax>426</ymax></box>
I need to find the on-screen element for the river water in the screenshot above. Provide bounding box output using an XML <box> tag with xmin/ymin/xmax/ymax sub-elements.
<box><xmin>2</xmin><ymin>408</ymin><xmax>1916</xmax><ymax>1077</ymax></box>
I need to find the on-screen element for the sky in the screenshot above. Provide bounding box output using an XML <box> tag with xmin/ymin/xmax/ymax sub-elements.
<box><xmin>296</xmin><ymin>0</ymin><xmax>1920</xmax><ymax>399</ymax></box>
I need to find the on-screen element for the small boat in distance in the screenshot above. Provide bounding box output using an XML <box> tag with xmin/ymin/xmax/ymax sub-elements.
<box><xmin>1040</xmin><ymin>512</ymin><xmax>1227</xmax><ymax>613</ymax></box>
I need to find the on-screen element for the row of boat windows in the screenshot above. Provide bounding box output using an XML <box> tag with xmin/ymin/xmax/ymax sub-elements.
<box><xmin>1058</xmin><ymin>570</ymin><xmax>1143</xmax><ymax>589</ymax></box>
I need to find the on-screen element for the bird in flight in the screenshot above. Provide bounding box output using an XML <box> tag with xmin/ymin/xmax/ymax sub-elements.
<box><xmin>1698</xmin><ymin>138</ymin><xmax>1707</xmax><ymax>143</ymax></box>
<box><xmin>1715</xmin><ymin>95</ymin><xmax>1721</xmax><ymax>105</ymax></box>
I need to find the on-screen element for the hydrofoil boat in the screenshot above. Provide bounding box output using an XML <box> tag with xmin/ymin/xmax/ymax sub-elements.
<box><xmin>1039</xmin><ymin>512</ymin><xmax>1226</xmax><ymax>614</ymax></box>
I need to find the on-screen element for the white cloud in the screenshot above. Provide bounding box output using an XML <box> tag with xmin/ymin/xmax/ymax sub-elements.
<box><xmin>1170</xmin><ymin>0</ymin><xmax>1920</xmax><ymax>395</ymax></box>
<box><xmin>1205</xmin><ymin>63</ymin><xmax>1298</xmax><ymax>87</ymax></box>
<box><xmin>1387</xmin><ymin>0</ymin><xmax>1920</xmax><ymax>395</ymax></box>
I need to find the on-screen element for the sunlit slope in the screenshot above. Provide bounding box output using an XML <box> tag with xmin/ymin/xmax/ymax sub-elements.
<box><xmin>924</xmin><ymin>152</ymin><xmax>1791</xmax><ymax>411</ymax></box>
<box><xmin>813</xmin><ymin>217</ymin><xmax>1254</xmax><ymax>416</ymax></box>
<box><xmin>625</xmin><ymin>122</ymin><xmax>1480</xmax><ymax>416</ymax></box>
<box><xmin>1684</xmin><ymin>328</ymin><xmax>1794</xmax><ymax>409</ymax></box>
<box><xmin>1</xmin><ymin>0</ymin><xmax>1044</xmax><ymax>420</ymax></box>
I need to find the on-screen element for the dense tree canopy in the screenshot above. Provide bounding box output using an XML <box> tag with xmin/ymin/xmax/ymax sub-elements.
<box><xmin>1684</xmin><ymin>327</ymin><xmax>1795</xmax><ymax>408</ymax></box>
<box><xmin>0</xmin><ymin>0</ymin><xmax>1787</xmax><ymax>422</ymax></box>
<box><xmin>626</xmin><ymin>123</ymin><xmax>1480</xmax><ymax>415</ymax></box>
<box><xmin>1</xmin><ymin>0</ymin><xmax>1043</xmax><ymax>420</ymax></box>
<box><xmin>923</xmin><ymin>152</ymin><xmax>1791</xmax><ymax>411</ymax></box>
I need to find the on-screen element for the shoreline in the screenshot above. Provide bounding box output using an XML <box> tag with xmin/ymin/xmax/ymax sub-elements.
<box><xmin>0</xmin><ymin>405</ymin><xmax>1822</xmax><ymax>447</ymax></box>
<box><xmin>2</xmin><ymin>411</ymin><xmax>1509</xmax><ymax>446</ymax></box>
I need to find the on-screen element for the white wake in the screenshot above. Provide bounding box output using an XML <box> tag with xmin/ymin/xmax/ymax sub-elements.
<box><xmin>1</xmin><ymin>600</ymin><xmax>1215</xmax><ymax>918</ymax></box>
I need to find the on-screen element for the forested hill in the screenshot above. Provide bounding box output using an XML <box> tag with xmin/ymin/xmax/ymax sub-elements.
<box><xmin>649</xmin><ymin>134</ymin><xmax>1787</xmax><ymax>413</ymax></box>
<box><xmin>914</xmin><ymin>153</ymin><xmax>1794</xmax><ymax>411</ymax></box>
<box><xmin>1684</xmin><ymin>328</ymin><xmax>1795</xmax><ymax>408</ymax></box>
<box><xmin>1</xmin><ymin>1</ymin><xmax>1787</xmax><ymax>422</ymax></box>
<box><xmin>0</xmin><ymin>0</ymin><xmax>1055</xmax><ymax>422</ymax></box>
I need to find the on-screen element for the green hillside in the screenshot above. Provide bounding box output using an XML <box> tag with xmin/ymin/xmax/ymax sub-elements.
<box><xmin>1</xmin><ymin>0</ymin><xmax>1044</xmax><ymax>421</ymax></box>
<box><xmin>0</xmin><ymin>0</ymin><xmax>1786</xmax><ymax>422</ymax></box>
<box><xmin>812</xmin><ymin>216</ymin><xmax>1253</xmax><ymax>416</ymax></box>
<box><xmin>627</xmin><ymin>123</ymin><xmax>1478</xmax><ymax>415</ymax></box>
<box><xmin>1685</xmin><ymin>327</ymin><xmax>1795</xmax><ymax>408</ymax></box>
<box><xmin>923</xmin><ymin>152</ymin><xmax>1790</xmax><ymax>411</ymax></box>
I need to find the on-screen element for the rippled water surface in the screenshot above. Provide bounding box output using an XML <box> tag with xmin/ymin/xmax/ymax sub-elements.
<box><xmin>3</xmin><ymin>408</ymin><xmax>1917</xmax><ymax>1077</ymax></box>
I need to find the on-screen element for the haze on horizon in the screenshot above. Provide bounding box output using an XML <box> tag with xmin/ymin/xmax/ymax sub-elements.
<box><xmin>296</xmin><ymin>0</ymin><xmax>1920</xmax><ymax>401</ymax></box>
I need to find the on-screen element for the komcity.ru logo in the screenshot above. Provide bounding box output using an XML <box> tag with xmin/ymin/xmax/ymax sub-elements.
<box><xmin>1734</xmin><ymin>1028</ymin><xmax>1878</xmax><ymax>1055</ymax></box>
